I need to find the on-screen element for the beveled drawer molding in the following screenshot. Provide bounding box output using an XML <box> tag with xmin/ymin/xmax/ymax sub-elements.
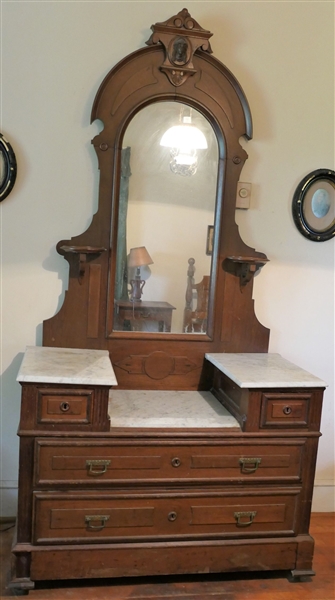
<box><xmin>32</xmin><ymin>488</ymin><xmax>301</xmax><ymax>544</ymax></box>
<box><xmin>260</xmin><ymin>393</ymin><xmax>311</xmax><ymax>428</ymax></box>
<box><xmin>19</xmin><ymin>384</ymin><xmax>110</xmax><ymax>432</ymax></box>
<box><xmin>33</xmin><ymin>438</ymin><xmax>305</xmax><ymax>486</ymax></box>
<box><xmin>38</xmin><ymin>389</ymin><xmax>93</xmax><ymax>424</ymax></box>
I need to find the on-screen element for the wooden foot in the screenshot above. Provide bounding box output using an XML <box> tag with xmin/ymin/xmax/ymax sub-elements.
<box><xmin>288</xmin><ymin>533</ymin><xmax>316</xmax><ymax>582</ymax></box>
<box><xmin>289</xmin><ymin>569</ymin><xmax>315</xmax><ymax>582</ymax></box>
<box><xmin>8</xmin><ymin>576</ymin><xmax>35</xmax><ymax>591</ymax></box>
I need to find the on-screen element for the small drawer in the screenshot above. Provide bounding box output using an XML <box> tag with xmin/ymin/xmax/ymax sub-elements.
<box><xmin>32</xmin><ymin>489</ymin><xmax>300</xmax><ymax>544</ymax></box>
<box><xmin>260</xmin><ymin>393</ymin><xmax>311</xmax><ymax>428</ymax></box>
<box><xmin>34</xmin><ymin>439</ymin><xmax>304</xmax><ymax>486</ymax></box>
<box><xmin>37</xmin><ymin>389</ymin><xmax>93</xmax><ymax>425</ymax></box>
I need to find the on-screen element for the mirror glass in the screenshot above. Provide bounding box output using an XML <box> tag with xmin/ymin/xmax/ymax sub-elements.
<box><xmin>112</xmin><ymin>101</ymin><xmax>219</xmax><ymax>334</ymax></box>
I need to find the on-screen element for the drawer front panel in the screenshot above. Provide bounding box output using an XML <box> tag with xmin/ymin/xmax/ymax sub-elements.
<box><xmin>30</xmin><ymin>540</ymin><xmax>298</xmax><ymax>581</ymax></box>
<box><xmin>34</xmin><ymin>439</ymin><xmax>304</xmax><ymax>485</ymax></box>
<box><xmin>33</xmin><ymin>490</ymin><xmax>300</xmax><ymax>544</ymax></box>
<box><xmin>260</xmin><ymin>393</ymin><xmax>311</xmax><ymax>428</ymax></box>
<box><xmin>38</xmin><ymin>389</ymin><xmax>93</xmax><ymax>424</ymax></box>
<box><xmin>50</xmin><ymin>507</ymin><xmax>154</xmax><ymax>529</ymax></box>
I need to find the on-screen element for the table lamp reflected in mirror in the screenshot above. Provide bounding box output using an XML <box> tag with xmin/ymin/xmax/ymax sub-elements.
<box><xmin>128</xmin><ymin>246</ymin><xmax>154</xmax><ymax>301</ymax></box>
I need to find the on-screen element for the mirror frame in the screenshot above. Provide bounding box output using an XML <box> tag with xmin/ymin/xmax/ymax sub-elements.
<box><xmin>292</xmin><ymin>168</ymin><xmax>335</xmax><ymax>242</ymax></box>
<box><xmin>0</xmin><ymin>133</ymin><xmax>17</xmax><ymax>202</ymax></box>
<box><xmin>44</xmin><ymin>9</ymin><xmax>270</xmax><ymax>389</ymax></box>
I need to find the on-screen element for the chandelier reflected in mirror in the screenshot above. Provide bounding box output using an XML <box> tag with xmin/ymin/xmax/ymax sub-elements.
<box><xmin>160</xmin><ymin>109</ymin><xmax>208</xmax><ymax>176</ymax></box>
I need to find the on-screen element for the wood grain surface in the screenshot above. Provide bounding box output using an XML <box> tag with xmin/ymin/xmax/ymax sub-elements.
<box><xmin>1</xmin><ymin>513</ymin><xmax>334</xmax><ymax>599</ymax></box>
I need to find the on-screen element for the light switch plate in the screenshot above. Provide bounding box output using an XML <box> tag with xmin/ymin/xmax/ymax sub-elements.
<box><xmin>236</xmin><ymin>182</ymin><xmax>252</xmax><ymax>209</ymax></box>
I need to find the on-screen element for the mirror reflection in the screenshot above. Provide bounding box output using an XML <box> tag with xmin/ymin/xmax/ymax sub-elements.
<box><xmin>113</xmin><ymin>102</ymin><xmax>219</xmax><ymax>334</ymax></box>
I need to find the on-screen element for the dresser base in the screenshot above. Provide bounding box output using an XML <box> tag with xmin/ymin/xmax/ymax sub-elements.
<box><xmin>11</xmin><ymin>535</ymin><xmax>315</xmax><ymax>586</ymax></box>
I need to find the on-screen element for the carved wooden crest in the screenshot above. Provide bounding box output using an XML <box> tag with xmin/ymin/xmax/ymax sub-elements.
<box><xmin>146</xmin><ymin>8</ymin><xmax>213</xmax><ymax>87</ymax></box>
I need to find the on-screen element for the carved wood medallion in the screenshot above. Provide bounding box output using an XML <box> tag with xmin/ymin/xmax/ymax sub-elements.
<box><xmin>115</xmin><ymin>351</ymin><xmax>198</xmax><ymax>379</ymax></box>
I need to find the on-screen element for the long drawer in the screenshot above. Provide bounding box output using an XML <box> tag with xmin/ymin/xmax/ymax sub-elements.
<box><xmin>28</xmin><ymin>538</ymin><xmax>300</xmax><ymax>581</ymax></box>
<box><xmin>33</xmin><ymin>488</ymin><xmax>300</xmax><ymax>544</ymax></box>
<box><xmin>34</xmin><ymin>438</ymin><xmax>304</xmax><ymax>485</ymax></box>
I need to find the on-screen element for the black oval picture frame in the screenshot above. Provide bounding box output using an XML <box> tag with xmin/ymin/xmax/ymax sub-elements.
<box><xmin>292</xmin><ymin>169</ymin><xmax>335</xmax><ymax>242</ymax></box>
<box><xmin>0</xmin><ymin>133</ymin><xmax>17</xmax><ymax>202</ymax></box>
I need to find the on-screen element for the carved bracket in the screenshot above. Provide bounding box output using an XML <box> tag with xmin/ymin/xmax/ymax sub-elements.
<box><xmin>59</xmin><ymin>245</ymin><xmax>107</xmax><ymax>284</ymax></box>
<box><xmin>223</xmin><ymin>256</ymin><xmax>269</xmax><ymax>289</ymax></box>
<box><xmin>146</xmin><ymin>8</ymin><xmax>213</xmax><ymax>87</ymax></box>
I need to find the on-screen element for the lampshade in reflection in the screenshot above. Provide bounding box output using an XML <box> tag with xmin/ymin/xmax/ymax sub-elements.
<box><xmin>128</xmin><ymin>246</ymin><xmax>153</xmax><ymax>301</ymax></box>
<box><xmin>128</xmin><ymin>246</ymin><xmax>153</xmax><ymax>269</ymax></box>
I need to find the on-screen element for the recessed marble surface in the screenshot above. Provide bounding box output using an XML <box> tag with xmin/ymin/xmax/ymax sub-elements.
<box><xmin>205</xmin><ymin>353</ymin><xmax>327</xmax><ymax>388</ymax></box>
<box><xmin>17</xmin><ymin>346</ymin><xmax>117</xmax><ymax>386</ymax></box>
<box><xmin>109</xmin><ymin>390</ymin><xmax>240</xmax><ymax>428</ymax></box>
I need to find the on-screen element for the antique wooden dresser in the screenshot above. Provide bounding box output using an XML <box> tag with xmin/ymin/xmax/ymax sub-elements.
<box><xmin>10</xmin><ymin>8</ymin><xmax>326</xmax><ymax>592</ymax></box>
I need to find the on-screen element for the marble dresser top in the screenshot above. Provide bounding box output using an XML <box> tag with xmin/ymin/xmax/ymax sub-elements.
<box><xmin>109</xmin><ymin>390</ymin><xmax>240</xmax><ymax>428</ymax></box>
<box><xmin>205</xmin><ymin>353</ymin><xmax>327</xmax><ymax>389</ymax></box>
<box><xmin>17</xmin><ymin>346</ymin><xmax>117</xmax><ymax>386</ymax></box>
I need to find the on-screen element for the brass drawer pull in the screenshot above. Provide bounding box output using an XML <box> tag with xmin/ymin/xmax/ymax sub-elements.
<box><xmin>86</xmin><ymin>459</ymin><xmax>111</xmax><ymax>476</ymax></box>
<box><xmin>283</xmin><ymin>406</ymin><xmax>292</xmax><ymax>415</ymax></box>
<box><xmin>171</xmin><ymin>457</ymin><xmax>181</xmax><ymax>468</ymax></box>
<box><xmin>168</xmin><ymin>511</ymin><xmax>177</xmax><ymax>522</ymax></box>
<box><xmin>239</xmin><ymin>457</ymin><xmax>262</xmax><ymax>473</ymax></box>
<box><xmin>60</xmin><ymin>401</ymin><xmax>70</xmax><ymax>412</ymax></box>
<box><xmin>85</xmin><ymin>515</ymin><xmax>110</xmax><ymax>530</ymax></box>
<box><xmin>234</xmin><ymin>511</ymin><xmax>257</xmax><ymax>527</ymax></box>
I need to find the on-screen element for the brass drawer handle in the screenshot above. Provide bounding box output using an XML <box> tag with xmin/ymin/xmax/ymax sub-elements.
<box><xmin>60</xmin><ymin>401</ymin><xmax>70</xmax><ymax>412</ymax></box>
<box><xmin>86</xmin><ymin>459</ymin><xmax>111</xmax><ymax>476</ymax></box>
<box><xmin>283</xmin><ymin>406</ymin><xmax>292</xmax><ymax>415</ymax></box>
<box><xmin>85</xmin><ymin>515</ymin><xmax>110</xmax><ymax>530</ymax></box>
<box><xmin>171</xmin><ymin>457</ymin><xmax>181</xmax><ymax>468</ymax></box>
<box><xmin>234</xmin><ymin>511</ymin><xmax>257</xmax><ymax>527</ymax></box>
<box><xmin>168</xmin><ymin>511</ymin><xmax>177</xmax><ymax>522</ymax></box>
<box><xmin>239</xmin><ymin>457</ymin><xmax>262</xmax><ymax>473</ymax></box>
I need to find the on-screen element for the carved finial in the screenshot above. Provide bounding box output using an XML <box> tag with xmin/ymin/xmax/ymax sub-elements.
<box><xmin>146</xmin><ymin>9</ymin><xmax>213</xmax><ymax>87</ymax></box>
<box><xmin>187</xmin><ymin>257</ymin><xmax>196</xmax><ymax>277</ymax></box>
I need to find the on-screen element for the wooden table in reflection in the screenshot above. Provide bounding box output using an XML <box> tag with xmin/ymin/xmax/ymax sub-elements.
<box><xmin>114</xmin><ymin>301</ymin><xmax>176</xmax><ymax>332</ymax></box>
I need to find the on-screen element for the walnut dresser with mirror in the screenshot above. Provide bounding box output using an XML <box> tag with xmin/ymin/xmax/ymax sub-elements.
<box><xmin>11</xmin><ymin>8</ymin><xmax>326</xmax><ymax>592</ymax></box>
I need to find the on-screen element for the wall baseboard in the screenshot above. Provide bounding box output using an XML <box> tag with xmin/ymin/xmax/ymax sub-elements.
<box><xmin>0</xmin><ymin>481</ymin><xmax>18</xmax><ymax>519</ymax></box>
<box><xmin>312</xmin><ymin>480</ymin><xmax>335</xmax><ymax>512</ymax></box>
<box><xmin>0</xmin><ymin>516</ymin><xmax>16</xmax><ymax>524</ymax></box>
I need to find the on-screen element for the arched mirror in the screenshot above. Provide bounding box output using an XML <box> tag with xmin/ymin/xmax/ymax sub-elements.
<box><xmin>44</xmin><ymin>8</ymin><xmax>270</xmax><ymax>389</ymax></box>
<box><xmin>112</xmin><ymin>101</ymin><xmax>219</xmax><ymax>335</ymax></box>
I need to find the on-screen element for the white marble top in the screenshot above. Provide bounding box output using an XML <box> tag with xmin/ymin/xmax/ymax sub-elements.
<box><xmin>205</xmin><ymin>353</ymin><xmax>327</xmax><ymax>389</ymax></box>
<box><xmin>109</xmin><ymin>390</ymin><xmax>240</xmax><ymax>429</ymax></box>
<box><xmin>17</xmin><ymin>346</ymin><xmax>117</xmax><ymax>386</ymax></box>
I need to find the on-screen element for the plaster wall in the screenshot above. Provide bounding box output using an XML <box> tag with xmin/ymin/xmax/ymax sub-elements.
<box><xmin>0</xmin><ymin>1</ymin><xmax>334</xmax><ymax>516</ymax></box>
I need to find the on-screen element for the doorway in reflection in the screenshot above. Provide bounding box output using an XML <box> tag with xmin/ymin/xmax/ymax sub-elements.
<box><xmin>113</xmin><ymin>101</ymin><xmax>219</xmax><ymax>334</ymax></box>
